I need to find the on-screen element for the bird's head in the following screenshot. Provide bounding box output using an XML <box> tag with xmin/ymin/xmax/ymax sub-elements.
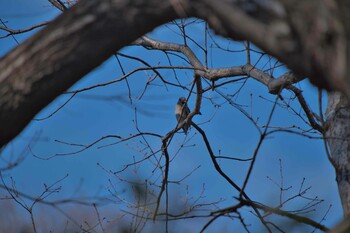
<box><xmin>177</xmin><ymin>97</ymin><xmax>187</xmax><ymax>106</ymax></box>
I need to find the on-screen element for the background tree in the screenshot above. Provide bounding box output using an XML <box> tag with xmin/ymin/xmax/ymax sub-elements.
<box><xmin>0</xmin><ymin>0</ymin><xmax>349</xmax><ymax>232</ymax></box>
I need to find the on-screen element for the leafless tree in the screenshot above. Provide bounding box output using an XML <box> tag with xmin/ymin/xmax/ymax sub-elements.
<box><xmin>0</xmin><ymin>0</ymin><xmax>349</xmax><ymax>232</ymax></box>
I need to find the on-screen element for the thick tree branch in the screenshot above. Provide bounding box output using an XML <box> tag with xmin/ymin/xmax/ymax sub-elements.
<box><xmin>197</xmin><ymin>0</ymin><xmax>349</xmax><ymax>95</ymax></box>
<box><xmin>1</xmin><ymin>0</ymin><xmax>350</xmax><ymax>147</ymax></box>
<box><xmin>268</xmin><ymin>72</ymin><xmax>304</xmax><ymax>94</ymax></box>
<box><xmin>0</xmin><ymin>0</ymin><xmax>180</xmax><ymax>147</ymax></box>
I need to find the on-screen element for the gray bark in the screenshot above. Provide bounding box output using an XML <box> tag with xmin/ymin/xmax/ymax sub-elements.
<box><xmin>326</xmin><ymin>92</ymin><xmax>350</xmax><ymax>216</ymax></box>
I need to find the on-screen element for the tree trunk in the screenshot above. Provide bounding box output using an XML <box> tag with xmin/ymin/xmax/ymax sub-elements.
<box><xmin>326</xmin><ymin>92</ymin><xmax>350</xmax><ymax>216</ymax></box>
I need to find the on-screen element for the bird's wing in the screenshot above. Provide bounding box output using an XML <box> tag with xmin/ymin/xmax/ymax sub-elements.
<box><xmin>184</xmin><ymin>105</ymin><xmax>190</xmax><ymax>116</ymax></box>
<box><xmin>176</xmin><ymin>113</ymin><xmax>181</xmax><ymax>122</ymax></box>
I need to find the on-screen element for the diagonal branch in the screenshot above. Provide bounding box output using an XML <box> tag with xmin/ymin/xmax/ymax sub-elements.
<box><xmin>0</xmin><ymin>0</ymin><xmax>181</xmax><ymax>147</ymax></box>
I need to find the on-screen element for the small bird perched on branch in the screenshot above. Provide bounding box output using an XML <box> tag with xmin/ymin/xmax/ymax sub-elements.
<box><xmin>175</xmin><ymin>97</ymin><xmax>191</xmax><ymax>134</ymax></box>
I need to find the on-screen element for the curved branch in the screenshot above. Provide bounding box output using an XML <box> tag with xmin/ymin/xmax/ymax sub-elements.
<box><xmin>0</xmin><ymin>0</ymin><xmax>180</xmax><ymax>147</ymax></box>
<box><xmin>0</xmin><ymin>0</ymin><xmax>347</xmax><ymax>147</ymax></box>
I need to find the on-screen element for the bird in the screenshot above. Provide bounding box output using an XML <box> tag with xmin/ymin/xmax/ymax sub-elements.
<box><xmin>175</xmin><ymin>97</ymin><xmax>191</xmax><ymax>134</ymax></box>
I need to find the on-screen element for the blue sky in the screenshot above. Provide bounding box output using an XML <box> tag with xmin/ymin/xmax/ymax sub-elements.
<box><xmin>0</xmin><ymin>1</ymin><xmax>344</xmax><ymax>232</ymax></box>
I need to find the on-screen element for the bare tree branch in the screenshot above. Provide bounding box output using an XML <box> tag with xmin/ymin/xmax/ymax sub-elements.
<box><xmin>47</xmin><ymin>0</ymin><xmax>67</xmax><ymax>11</ymax></box>
<box><xmin>1</xmin><ymin>0</ymin><xmax>350</xmax><ymax>147</ymax></box>
<box><xmin>0</xmin><ymin>22</ymin><xmax>49</xmax><ymax>39</ymax></box>
<box><xmin>0</xmin><ymin>0</ymin><xmax>180</xmax><ymax>147</ymax></box>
